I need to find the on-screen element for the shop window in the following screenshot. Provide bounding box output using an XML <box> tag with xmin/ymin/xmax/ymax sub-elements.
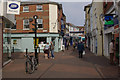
<box><xmin>37</xmin><ymin>19</ymin><xmax>43</xmax><ymax>29</ymax></box>
<box><xmin>23</xmin><ymin>6</ymin><xmax>29</xmax><ymax>12</ymax></box>
<box><xmin>39</xmin><ymin>37</ymin><xmax>46</xmax><ymax>44</ymax></box>
<box><xmin>23</xmin><ymin>19</ymin><xmax>29</xmax><ymax>30</ymax></box>
<box><xmin>36</xmin><ymin>5</ymin><xmax>43</xmax><ymax>11</ymax></box>
<box><xmin>13</xmin><ymin>39</ymin><xmax>17</xmax><ymax>44</ymax></box>
<box><xmin>33</xmin><ymin>37</ymin><xmax>46</xmax><ymax>47</ymax></box>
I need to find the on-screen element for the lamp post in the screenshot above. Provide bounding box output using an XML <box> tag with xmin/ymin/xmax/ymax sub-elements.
<box><xmin>33</xmin><ymin>15</ymin><xmax>38</xmax><ymax>64</ymax></box>
<box><xmin>29</xmin><ymin>15</ymin><xmax>38</xmax><ymax>64</ymax></box>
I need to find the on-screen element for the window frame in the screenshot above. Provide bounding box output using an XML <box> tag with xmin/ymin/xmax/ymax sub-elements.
<box><xmin>37</xmin><ymin>19</ymin><xmax>43</xmax><ymax>29</ymax></box>
<box><xmin>36</xmin><ymin>5</ymin><xmax>43</xmax><ymax>11</ymax></box>
<box><xmin>23</xmin><ymin>6</ymin><xmax>29</xmax><ymax>12</ymax></box>
<box><xmin>23</xmin><ymin>19</ymin><xmax>29</xmax><ymax>30</ymax></box>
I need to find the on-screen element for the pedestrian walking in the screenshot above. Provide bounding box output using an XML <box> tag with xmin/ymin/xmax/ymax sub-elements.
<box><xmin>73</xmin><ymin>42</ymin><xmax>76</xmax><ymax>51</ymax></box>
<box><xmin>50</xmin><ymin>42</ymin><xmax>54</xmax><ymax>59</ymax></box>
<box><xmin>109</xmin><ymin>40</ymin><xmax>115</xmax><ymax>65</ymax></box>
<box><xmin>62</xmin><ymin>45</ymin><xmax>65</xmax><ymax>52</ymax></box>
<box><xmin>44</xmin><ymin>43</ymin><xmax>50</xmax><ymax>59</ymax></box>
<box><xmin>77</xmin><ymin>41</ymin><xmax>85</xmax><ymax>58</ymax></box>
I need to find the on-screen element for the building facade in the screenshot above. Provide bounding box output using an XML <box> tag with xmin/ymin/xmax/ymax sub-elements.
<box><xmin>103</xmin><ymin>0</ymin><xmax>119</xmax><ymax>61</ymax></box>
<box><xmin>11</xmin><ymin>1</ymin><xmax>65</xmax><ymax>53</ymax></box>
<box><xmin>0</xmin><ymin>0</ymin><xmax>15</xmax><ymax>66</ymax></box>
<box><xmin>84</xmin><ymin>4</ymin><xmax>91</xmax><ymax>49</ymax></box>
<box><xmin>66</xmin><ymin>23</ymin><xmax>85</xmax><ymax>45</ymax></box>
<box><xmin>85</xmin><ymin>1</ymin><xmax>103</xmax><ymax>56</ymax></box>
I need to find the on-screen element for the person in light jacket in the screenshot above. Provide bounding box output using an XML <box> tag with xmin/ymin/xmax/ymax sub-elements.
<box><xmin>50</xmin><ymin>42</ymin><xmax>54</xmax><ymax>59</ymax></box>
<box><xmin>109</xmin><ymin>40</ymin><xmax>115</xmax><ymax>65</ymax></box>
<box><xmin>77</xmin><ymin>41</ymin><xmax>85</xmax><ymax>58</ymax></box>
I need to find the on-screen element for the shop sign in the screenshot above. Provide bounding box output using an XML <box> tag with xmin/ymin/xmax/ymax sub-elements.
<box><xmin>7</xmin><ymin>1</ymin><xmax>20</xmax><ymax>14</ymax></box>
<box><xmin>104</xmin><ymin>14</ymin><xmax>114</xmax><ymax>30</ymax></box>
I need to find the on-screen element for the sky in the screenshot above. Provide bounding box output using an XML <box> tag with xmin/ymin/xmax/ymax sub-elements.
<box><xmin>61</xmin><ymin>2</ymin><xmax>91</xmax><ymax>26</ymax></box>
<box><xmin>21</xmin><ymin>0</ymin><xmax>92</xmax><ymax>26</ymax></box>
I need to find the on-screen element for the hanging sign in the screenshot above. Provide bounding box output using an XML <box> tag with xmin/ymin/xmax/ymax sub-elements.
<box><xmin>7</xmin><ymin>1</ymin><xmax>20</xmax><ymax>14</ymax></box>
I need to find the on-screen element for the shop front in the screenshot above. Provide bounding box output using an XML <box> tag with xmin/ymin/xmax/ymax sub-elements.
<box><xmin>112</xmin><ymin>25</ymin><xmax>119</xmax><ymax>64</ymax></box>
<box><xmin>2</xmin><ymin>16</ymin><xmax>14</xmax><ymax>66</ymax></box>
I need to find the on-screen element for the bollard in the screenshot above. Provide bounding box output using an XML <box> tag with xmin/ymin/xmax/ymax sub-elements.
<box><xmin>7</xmin><ymin>47</ymin><xmax>9</xmax><ymax>54</ymax></box>
<box><xmin>26</xmin><ymin>48</ymin><xmax>28</xmax><ymax>55</ymax></box>
<box><xmin>39</xmin><ymin>47</ymin><xmax>40</xmax><ymax>53</ymax></box>
<box><xmin>13</xmin><ymin>47</ymin><xmax>14</xmax><ymax>53</ymax></box>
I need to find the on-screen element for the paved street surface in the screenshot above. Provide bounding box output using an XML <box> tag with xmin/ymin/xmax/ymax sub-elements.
<box><xmin>2</xmin><ymin>46</ymin><xmax>119</xmax><ymax>79</ymax></box>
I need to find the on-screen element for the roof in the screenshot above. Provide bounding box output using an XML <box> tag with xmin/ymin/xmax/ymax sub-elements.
<box><xmin>21</xmin><ymin>0</ymin><xmax>60</xmax><ymax>6</ymax></box>
<box><xmin>21</xmin><ymin>0</ymin><xmax>62</xmax><ymax>10</ymax></box>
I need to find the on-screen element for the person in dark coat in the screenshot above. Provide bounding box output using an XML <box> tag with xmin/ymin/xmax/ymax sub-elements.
<box><xmin>77</xmin><ymin>41</ymin><xmax>85</xmax><ymax>58</ymax></box>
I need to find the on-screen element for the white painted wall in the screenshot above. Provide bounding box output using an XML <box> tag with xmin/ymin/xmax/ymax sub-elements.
<box><xmin>49</xmin><ymin>4</ymin><xmax>58</xmax><ymax>33</ymax></box>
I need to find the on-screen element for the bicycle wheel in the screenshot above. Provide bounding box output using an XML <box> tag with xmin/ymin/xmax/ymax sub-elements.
<box><xmin>34</xmin><ymin>58</ymin><xmax>38</xmax><ymax>70</ymax></box>
<box><xmin>26</xmin><ymin>61</ymin><xmax>34</xmax><ymax>74</ymax></box>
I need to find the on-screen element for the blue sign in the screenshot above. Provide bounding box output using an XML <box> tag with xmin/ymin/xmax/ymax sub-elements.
<box><xmin>105</xmin><ymin>16</ymin><xmax>113</xmax><ymax>21</ymax></box>
<box><xmin>9</xmin><ymin>3</ymin><xmax>19</xmax><ymax>9</ymax></box>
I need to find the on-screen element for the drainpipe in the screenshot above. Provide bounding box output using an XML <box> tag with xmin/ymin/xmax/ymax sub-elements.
<box><xmin>99</xmin><ymin>14</ymin><xmax>104</xmax><ymax>56</ymax></box>
<box><xmin>118</xmin><ymin>1</ymin><xmax>120</xmax><ymax>67</ymax></box>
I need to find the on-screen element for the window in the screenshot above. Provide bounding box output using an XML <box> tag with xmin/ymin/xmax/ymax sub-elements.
<box><xmin>37</xmin><ymin>19</ymin><xmax>43</xmax><ymax>29</ymax></box>
<box><xmin>36</xmin><ymin>5</ymin><xmax>43</xmax><ymax>11</ymax></box>
<box><xmin>23</xmin><ymin>6</ymin><xmax>29</xmax><ymax>12</ymax></box>
<box><xmin>5</xmin><ymin>23</ymin><xmax>10</xmax><ymax>28</ymax></box>
<box><xmin>11</xmin><ymin>25</ymin><xmax>16</xmax><ymax>30</ymax></box>
<box><xmin>38</xmin><ymin>37</ymin><xmax>46</xmax><ymax>44</ymax></box>
<box><xmin>13</xmin><ymin>39</ymin><xmax>17</xmax><ymax>44</ymax></box>
<box><xmin>23</xmin><ymin>19</ymin><xmax>29</xmax><ymax>30</ymax></box>
<box><xmin>11</xmin><ymin>20</ymin><xmax>16</xmax><ymax>30</ymax></box>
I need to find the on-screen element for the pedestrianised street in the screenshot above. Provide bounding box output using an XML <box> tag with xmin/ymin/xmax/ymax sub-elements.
<box><xmin>3</xmin><ymin>47</ymin><xmax>118</xmax><ymax>79</ymax></box>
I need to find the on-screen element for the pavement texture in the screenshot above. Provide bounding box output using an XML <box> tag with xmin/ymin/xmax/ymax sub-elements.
<box><xmin>2</xmin><ymin>46</ymin><xmax>119</xmax><ymax>79</ymax></box>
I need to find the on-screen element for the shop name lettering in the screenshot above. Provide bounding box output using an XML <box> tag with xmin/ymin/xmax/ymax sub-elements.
<box><xmin>8</xmin><ymin>9</ymin><xmax>18</xmax><ymax>12</ymax></box>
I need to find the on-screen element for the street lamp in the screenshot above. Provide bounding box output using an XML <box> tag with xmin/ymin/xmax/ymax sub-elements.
<box><xmin>29</xmin><ymin>15</ymin><xmax>39</xmax><ymax>64</ymax></box>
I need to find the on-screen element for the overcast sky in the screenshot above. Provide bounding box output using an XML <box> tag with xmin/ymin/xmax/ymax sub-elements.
<box><xmin>22</xmin><ymin>0</ymin><xmax>92</xmax><ymax>26</ymax></box>
<box><xmin>61</xmin><ymin>2</ymin><xmax>91</xmax><ymax>26</ymax></box>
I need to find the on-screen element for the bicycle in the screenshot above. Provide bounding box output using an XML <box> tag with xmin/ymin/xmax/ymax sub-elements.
<box><xmin>24</xmin><ymin>52</ymin><xmax>38</xmax><ymax>74</ymax></box>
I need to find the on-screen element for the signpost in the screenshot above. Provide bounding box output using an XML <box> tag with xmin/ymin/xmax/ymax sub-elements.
<box><xmin>33</xmin><ymin>15</ymin><xmax>39</xmax><ymax>64</ymax></box>
<box><xmin>29</xmin><ymin>15</ymin><xmax>39</xmax><ymax>64</ymax></box>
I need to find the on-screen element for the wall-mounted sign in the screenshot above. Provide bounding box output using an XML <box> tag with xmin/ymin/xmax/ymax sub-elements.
<box><xmin>7</xmin><ymin>1</ymin><xmax>20</xmax><ymax>14</ymax></box>
<box><xmin>104</xmin><ymin>15</ymin><xmax>114</xmax><ymax>25</ymax></box>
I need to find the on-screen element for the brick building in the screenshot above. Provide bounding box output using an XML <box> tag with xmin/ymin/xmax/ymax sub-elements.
<box><xmin>11</xmin><ymin>1</ymin><xmax>66</xmax><ymax>52</ymax></box>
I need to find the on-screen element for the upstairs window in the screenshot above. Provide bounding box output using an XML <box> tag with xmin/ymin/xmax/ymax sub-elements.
<box><xmin>23</xmin><ymin>19</ymin><xmax>29</xmax><ymax>30</ymax></box>
<box><xmin>5</xmin><ymin>23</ymin><xmax>10</xmax><ymax>28</ymax></box>
<box><xmin>37</xmin><ymin>19</ymin><xmax>43</xmax><ymax>29</ymax></box>
<box><xmin>36</xmin><ymin>5</ymin><xmax>43</xmax><ymax>11</ymax></box>
<box><xmin>11</xmin><ymin>20</ymin><xmax>16</xmax><ymax>30</ymax></box>
<box><xmin>23</xmin><ymin>6</ymin><xmax>29</xmax><ymax>12</ymax></box>
<box><xmin>11</xmin><ymin>25</ymin><xmax>16</xmax><ymax>30</ymax></box>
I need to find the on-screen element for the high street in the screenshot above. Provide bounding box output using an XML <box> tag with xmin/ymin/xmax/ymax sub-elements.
<box><xmin>2</xmin><ymin>47</ymin><xmax>118</xmax><ymax>79</ymax></box>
